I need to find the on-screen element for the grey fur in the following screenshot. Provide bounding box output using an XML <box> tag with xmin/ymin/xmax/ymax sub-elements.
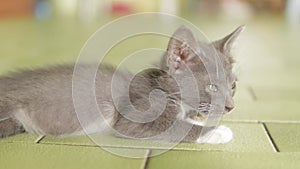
<box><xmin>0</xmin><ymin>26</ymin><xmax>243</xmax><ymax>142</ymax></box>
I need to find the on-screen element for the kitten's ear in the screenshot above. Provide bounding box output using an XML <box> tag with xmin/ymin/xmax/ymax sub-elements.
<box><xmin>213</xmin><ymin>25</ymin><xmax>245</xmax><ymax>53</ymax></box>
<box><xmin>166</xmin><ymin>26</ymin><xmax>197</xmax><ymax>71</ymax></box>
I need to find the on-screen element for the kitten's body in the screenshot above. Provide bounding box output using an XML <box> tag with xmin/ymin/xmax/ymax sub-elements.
<box><xmin>0</xmin><ymin>26</ymin><xmax>244</xmax><ymax>144</ymax></box>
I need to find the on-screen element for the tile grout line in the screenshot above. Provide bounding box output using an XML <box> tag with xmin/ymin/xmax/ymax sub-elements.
<box><xmin>262</xmin><ymin>123</ymin><xmax>279</xmax><ymax>152</ymax></box>
<box><xmin>259</xmin><ymin>120</ymin><xmax>300</xmax><ymax>124</ymax></box>
<box><xmin>34</xmin><ymin>135</ymin><xmax>46</xmax><ymax>144</ymax></box>
<box><xmin>142</xmin><ymin>149</ymin><xmax>152</xmax><ymax>169</ymax></box>
<box><xmin>222</xmin><ymin>119</ymin><xmax>260</xmax><ymax>123</ymax></box>
<box><xmin>223</xmin><ymin>119</ymin><xmax>300</xmax><ymax>124</ymax></box>
<box><xmin>21</xmin><ymin>141</ymin><xmax>231</xmax><ymax>152</ymax></box>
<box><xmin>247</xmin><ymin>86</ymin><xmax>257</xmax><ymax>101</ymax></box>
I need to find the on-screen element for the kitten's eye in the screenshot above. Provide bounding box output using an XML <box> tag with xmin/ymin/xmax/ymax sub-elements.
<box><xmin>232</xmin><ymin>82</ymin><xmax>236</xmax><ymax>90</ymax></box>
<box><xmin>231</xmin><ymin>82</ymin><xmax>236</xmax><ymax>96</ymax></box>
<box><xmin>207</xmin><ymin>84</ymin><xmax>218</xmax><ymax>92</ymax></box>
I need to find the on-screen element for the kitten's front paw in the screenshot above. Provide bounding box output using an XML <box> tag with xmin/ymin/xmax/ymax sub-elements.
<box><xmin>197</xmin><ymin>125</ymin><xmax>233</xmax><ymax>144</ymax></box>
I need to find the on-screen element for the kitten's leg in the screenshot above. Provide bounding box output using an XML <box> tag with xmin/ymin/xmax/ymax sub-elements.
<box><xmin>183</xmin><ymin>124</ymin><xmax>233</xmax><ymax>144</ymax></box>
<box><xmin>114</xmin><ymin>117</ymin><xmax>232</xmax><ymax>144</ymax></box>
<box><xmin>0</xmin><ymin>118</ymin><xmax>25</xmax><ymax>138</ymax></box>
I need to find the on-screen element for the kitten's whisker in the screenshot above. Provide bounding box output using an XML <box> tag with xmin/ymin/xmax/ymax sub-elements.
<box><xmin>167</xmin><ymin>91</ymin><xmax>181</xmax><ymax>96</ymax></box>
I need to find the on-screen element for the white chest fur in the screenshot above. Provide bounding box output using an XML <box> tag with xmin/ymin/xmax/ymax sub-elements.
<box><xmin>179</xmin><ymin>103</ymin><xmax>233</xmax><ymax>144</ymax></box>
<box><xmin>197</xmin><ymin>125</ymin><xmax>233</xmax><ymax>144</ymax></box>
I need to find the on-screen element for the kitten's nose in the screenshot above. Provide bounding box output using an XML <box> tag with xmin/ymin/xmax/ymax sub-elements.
<box><xmin>225</xmin><ymin>98</ymin><xmax>234</xmax><ymax>113</ymax></box>
<box><xmin>225</xmin><ymin>106</ymin><xmax>234</xmax><ymax>112</ymax></box>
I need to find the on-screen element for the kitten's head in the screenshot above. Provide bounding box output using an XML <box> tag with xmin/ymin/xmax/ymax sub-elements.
<box><xmin>162</xmin><ymin>25</ymin><xmax>244</xmax><ymax>124</ymax></box>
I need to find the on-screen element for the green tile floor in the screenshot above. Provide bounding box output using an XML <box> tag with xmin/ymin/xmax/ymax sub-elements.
<box><xmin>1</xmin><ymin>15</ymin><xmax>300</xmax><ymax>168</ymax></box>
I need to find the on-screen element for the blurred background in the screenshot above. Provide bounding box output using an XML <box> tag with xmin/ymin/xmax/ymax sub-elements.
<box><xmin>0</xmin><ymin>0</ymin><xmax>299</xmax><ymax>99</ymax></box>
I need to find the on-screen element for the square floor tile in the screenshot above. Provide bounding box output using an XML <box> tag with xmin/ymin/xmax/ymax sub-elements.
<box><xmin>147</xmin><ymin>151</ymin><xmax>300</xmax><ymax>169</ymax></box>
<box><xmin>239</xmin><ymin>71</ymin><xmax>300</xmax><ymax>89</ymax></box>
<box><xmin>252</xmin><ymin>86</ymin><xmax>300</xmax><ymax>101</ymax></box>
<box><xmin>224</xmin><ymin>100</ymin><xmax>300</xmax><ymax>122</ymax></box>
<box><xmin>0</xmin><ymin>133</ymin><xmax>42</xmax><ymax>143</ymax></box>
<box><xmin>233</xmin><ymin>83</ymin><xmax>254</xmax><ymax>101</ymax></box>
<box><xmin>0</xmin><ymin>143</ymin><xmax>147</xmax><ymax>169</ymax></box>
<box><xmin>266</xmin><ymin>123</ymin><xmax>300</xmax><ymax>152</ymax></box>
<box><xmin>40</xmin><ymin>135</ymin><xmax>96</xmax><ymax>146</ymax></box>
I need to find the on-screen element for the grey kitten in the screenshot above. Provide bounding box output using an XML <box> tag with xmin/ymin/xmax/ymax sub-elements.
<box><xmin>0</xmin><ymin>26</ymin><xmax>243</xmax><ymax>144</ymax></box>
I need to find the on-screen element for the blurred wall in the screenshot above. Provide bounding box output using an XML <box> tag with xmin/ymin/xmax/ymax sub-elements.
<box><xmin>0</xmin><ymin>0</ymin><xmax>35</xmax><ymax>17</ymax></box>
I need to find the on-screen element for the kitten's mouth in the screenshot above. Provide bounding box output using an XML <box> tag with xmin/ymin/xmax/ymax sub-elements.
<box><xmin>182</xmin><ymin>102</ymin><xmax>211</xmax><ymax>126</ymax></box>
<box><xmin>185</xmin><ymin>109</ymin><xmax>207</xmax><ymax>126</ymax></box>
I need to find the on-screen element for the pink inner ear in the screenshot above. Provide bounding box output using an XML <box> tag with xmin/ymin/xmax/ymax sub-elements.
<box><xmin>167</xmin><ymin>40</ymin><xmax>197</xmax><ymax>71</ymax></box>
<box><xmin>166</xmin><ymin>26</ymin><xmax>198</xmax><ymax>71</ymax></box>
<box><xmin>167</xmin><ymin>50</ymin><xmax>182</xmax><ymax>71</ymax></box>
<box><xmin>174</xmin><ymin>61</ymin><xmax>180</xmax><ymax>69</ymax></box>
<box><xmin>169</xmin><ymin>39</ymin><xmax>190</xmax><ymax>59</ymax></box>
